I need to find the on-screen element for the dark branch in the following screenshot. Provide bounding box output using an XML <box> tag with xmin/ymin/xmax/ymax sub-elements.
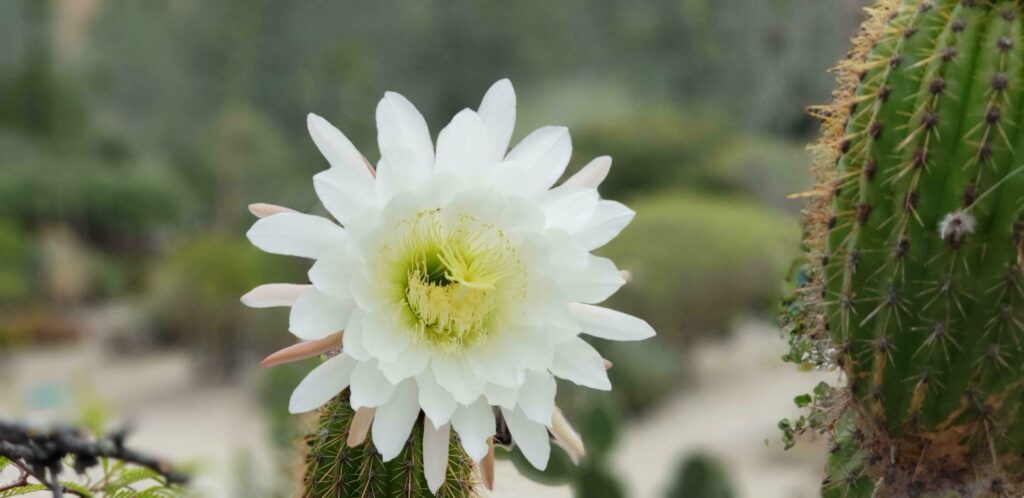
<box><xmin>0</xmin><ymin>419</ymin><xmax>189</xmax><ymax>497</ymax></box>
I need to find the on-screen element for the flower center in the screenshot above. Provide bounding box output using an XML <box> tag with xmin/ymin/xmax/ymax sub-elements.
<box><xmin>398</xmin><ymin>210</ymin><xmax>522</xmax><ymax>351</ymax></box>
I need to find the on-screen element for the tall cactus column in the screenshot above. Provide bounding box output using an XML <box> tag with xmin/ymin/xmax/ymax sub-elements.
<box><xmin>791</xmin><ymin>0</ymin><xmax>1024</xmax><ymax>496</ymax></box>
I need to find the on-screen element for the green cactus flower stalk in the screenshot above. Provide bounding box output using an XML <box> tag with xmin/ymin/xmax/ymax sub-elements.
<box><xmin>787</xmin><ymin>1</ymin><xmax>1024</xmax><ymax>496</ymax></box>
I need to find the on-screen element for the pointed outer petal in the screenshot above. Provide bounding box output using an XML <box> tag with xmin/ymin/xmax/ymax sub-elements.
<box><xmin>477</xmin><ymin>78</ymin><xmax>516</xmax><ymax>163</ymax></box>
<box><xmin>308</xmin><ymin>250</ymin><xmax>353</xmax><ymax>299</ymax></box>
<box><xmin>539</xmin><ymin>186</ymin><xmax>599</xmax><ymax>233</ymax></box>
<box><xmin>501</xmin><ymin>406</ymin><xmax>550</xmax><ymax>470</ymax></box>
<box><xmin>482</xmin><ymin>438</ymin><xmax>496</xmax><ymax>490</ymax></box>
<box><xmin>432</xmin><ymin>356</ymin><xmax>486</xmax><ymax>405</ymax></box>
<box><xmin>434</xmin><ymin>109</ymin><xmax>490</xmax><ymax>174</ymax></box>
<box><xmin>361</xmin><ymin>309</ymin><xmax>411</xmax><ymax>363</ymax></box>
<box><xmin>307</xmin><ymin>113</ymin><xmax>369</xmax><ymax>174</ymax></box>
<box><xmin>374</xmin><ymin>146</ymin><xmax>433</xmax><ymax>204</ymax></box>
<box><xmin>247</xmin><ymin>212</ymin><xmax>346</xmax><ymax>259</ymax></box>
<box><xmin>568</xmin><ymin>303</ymin><xmax>656</xmax><ymax>341</ymax></box>
<box><xmin>378</xmin><ymin>342</ymin><xmax>430</xmax><ymax>385</ymax></box>
<box><xmin>289</xmin><ymin>288</ymin><xmax>353</xmax><ymax>340</ymax></box>
<box><xmin>260</xmin><ymin>332</ymin><xmax>342</xmax><ymax>368</ymax></box>
<box><xmin>450</xmin><ymin>398</ymin><xmax>496</xmax><ymax>462</ymax></box>
<box><xmin>550</xmin><ymin>337</ymin><xmax>611</xmax><ymax>391</ymax></box>
<box><xmin>562</xmin><ymin>156</ymin><xmax>611</xmax><ymax>189</ymax></box>
<box><xmin>517</xmin><ymin>370</ymin><xmax>557</xmax><ymax>425</ymax></box>
<box><xmin>482</xmin><ymin>383</ymin><xmax>518</xmax><ymax>410</ymax></box>
<box><xmin>371</xmin><ymin>380</ymin><xmax>422</xmax><ymax>461</ymax></box>
<box><xmin>341</xmin><ymin>311</ymin><xmax>371</xmax><ymax>361</ymax></box>
<box><xmin>241</xmin><ymin>283</ymin><xmax>309</xmax><ymax>308</ymax></box>
<box><xmin>347</xmin><ymin>407</ymin><xmax>376</xmax><ymax>447</ymax></box>
<box><xmin>558</xmin><ymin>255</ymin><xmax>625</xmax><ymax>304</ymax></box>
<box><xmin>349</xmin><ymin>360</ymin><xmax>398</xmax><ymax>410</ymax></box>
<box><xmin>505</xmin><ymin>126</ymin><xmax>572</xmax><ymax>194</ymax></box>
<box><xmin>248</xmin><ymin>203</ymin><xmax>295</xmax><ymax>219</ymax></box>
<box><xmin>550</xmin><ymin>407</ymin><xmax>585</xmax><ymax>463</ymax></box>
<box><xmin>417</xmin><ymin>370</ymin><xmax>458</xmax><ymax>427</ymax></box>
<box><xmin>572</xmin><ymin>201</ymin><xmax>636</xmax><ymax>251</ymax></box>
<box><xmin>313</xmin><ymin>166</ymin><xmax>376</xmax><ymax>226</ymax></box>
<box><xmin>288</xmin><ymin>354</ymin><xmax>357</xmax><ymax>413</ymax></box>
<box><xmin>422</xmin><ymin>421</ymin><xmax>451</xmax><ymax>494</ymax></box>
<box><xmin>376</xmin><ymin>91</ymin><xmax>434</xmax><ymax>176</ymax></box>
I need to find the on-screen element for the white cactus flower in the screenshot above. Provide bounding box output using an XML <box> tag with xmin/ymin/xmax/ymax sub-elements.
<box><xmin>243</xmin><ymin>79</ymin><xmax>654</xmax><ymax>493</ymax></box>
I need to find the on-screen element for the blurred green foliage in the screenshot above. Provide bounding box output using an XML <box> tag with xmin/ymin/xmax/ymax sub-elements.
<box><xmin>664</xmin><ymin>452</ymin><xmax>736</xmax><ymax>498</ymax></box>
<box><xmin>0</xmin><ymin>219</ymin><xmax>34</xmax><ymax>303</ymax></box>
<box><xmin>602</xmin><ymin>191</ymin><xmax>800</xmax><ymax>345</ymax></box>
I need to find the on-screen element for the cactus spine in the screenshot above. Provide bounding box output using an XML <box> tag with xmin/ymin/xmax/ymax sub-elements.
<box><xmin>793</xmin><ymin>1</ymin><xmax>1024</xmax><ymax>496</ymax></box>
<box><xmin>302</xmin><ymin>391</ymin><xmax>479</xmax><ymax>497</ymax></box>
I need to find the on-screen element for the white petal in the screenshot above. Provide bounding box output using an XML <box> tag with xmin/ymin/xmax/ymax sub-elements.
<box><xmin>342</xmin><ymin>311</ymin><xmax>371</xmax><ymax>361</ymax></box>
<box><xmin>374</xmin><ymin>146</ymin><xmax>423</xmax><ymax>201</ymax></box>
<box><xmin>539</xmin><ymin>186</ymin><xmax>599</xmax><ymax>232</ymax></box>
<box><xmin>307</xmin><ymin>113</ymin><xmax>371</xmax><ymax>175</ymax></box>
<box><xmin>422</xmin><ymin>421</ymin><xmax>451</xmax><ymax>494</ymax></box>
<box><xmin>562</xmin><ymin>156</ymin><xmax>611</xmax><ymax>189</ymax></box>
<box><xmin>558</xmin><ymin>255</ymin><xmax>625</xmax><ymax>304</ymax></box>
<box><xmin>450</xmin><ymin>398</ymin><xmax>495</xmax><ymax>462</ymax></box>
<box><xmin>289</xmin><ymin>288</ymin><xmax>353</xmax><ymax>340</ymax></box>
<box><xmin>288</xmin><ymin>354</ymin><xmax>357</xmax><ymax>413</ymax></box>
<box><xmin>376</xmin><ymin>92</ymin><xmax>434</xmax><ymax>177</ymax></box>
<box><xmin>350</xmin><ymin>360</ymin><xmax>397</xmax><ymax>409</ymax></box>
<box><xmin>482</xmin><ymin>383</ymin><xmax>518</xmax><ymax>410</ymax></box>
<box><xmin>569</xmin><ymin>303</ymin><xmax>655</xmax><ymax>341</ymax></box>
<box><xmin>308</xmin><ymin>250</ymin><xmax>353</xmax><ymax>299</ymax></box>
<box><xmin>417</xmin><ymin>370</ymin><xmax>458</xmax><ymax>427</ymax></box>
<box><xmin>550</xmin><ymin>408</ymin><xmax>585</xmax><ymax>463</ymax></box>
<box><xmin>247</xmin><ymin>212</ymin><xmax>346</xmax><ymax>259</ymax></box>
<box><xmin>477</xmin><ymin>79</ymin><xmax>516</xmax><ymax>163</ymax></box>
<box><xmin>433</xmin><ymin>357</ymin><xmax>486</xmax><ymax>405</ymax></box>
<box><xmin>248</xmin><ymin>203</ymin><xmax>295</xmax><ymax>219</ymax></box>
<box><xmin>572</xmin><ymin>200</ymin><xmax>635</xmax><ymax>251</ymax></box>
<box><xmin>378</xmin><ymin>343</ymin><xmax>430</xmax><ymax>384</ymax></box>
<box><xmin>371</xmin><ymin>380</ymin><xmax>421</xmax><ymax>461</ymax></box>
<box><xmin>434</xmin><ymin>109</ymin><xmax>490</xmax><ymax>174</ymax></box>
<box><xmin>241</xmin><ymin>283</ymin><xmax>310</xmax><ymax>308</ymax></box>
<box><xmin>550</xmin><ymin>337</ymin><xmax>611</xmax><ymax>390</ymax></box>
<box><xmin>313</xmin><ymin>166</ymin><xmax>376</xmax><ymax>226</ymax></box>
<box><xmin>506</xmin><ymin>126</ymin><xmax>571</xmax><ymax>194</ymax></box>
<box><xmin>501</xmin><ymin>406</ymin><xmax>550</xmax><ymax>470</ymax></box>
<box><xmin>517</xmin><ymin>370</ymin><xmax>556</xmax><ymax>425</ymax></box>
<box><xmin>361</xmin><ymin>310</ymin><xmax>411</xmax><ymax>363</ymax></box>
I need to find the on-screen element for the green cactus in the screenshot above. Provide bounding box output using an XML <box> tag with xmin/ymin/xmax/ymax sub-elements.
<box><xmin>787</xmin><ymin>1</ymin><xmax>1024</xmax><ymax>496</ymax></box>
<box><xmin>301</xmin><ymin>390</ymin><xmax>479</xmax><ymax>498</ymax></box>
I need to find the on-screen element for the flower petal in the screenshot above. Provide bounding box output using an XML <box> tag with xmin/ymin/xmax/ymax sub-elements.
<box><xmin>376</xmin><ymin>91</ymin><xmax>434</xmax><ymax>178</ymax></box>
<box><xmin>247</xmin><ymin>212</ymin><xmax>346</xmax><ymax>259</ymax></box>
<box><xmin>550</xmin><ymin>337</ymin><xmax>611</xmax><ymax>390</ymax></box>
<box><xmin>350</xmin><ymin>360</ymin><xmax>397</xmax><ymax>409</ymax></box>
<box><xmin>417</xmin><ymin>370</ymin><xmax>458</xmax><ymax>427</ymax></box>
<box><xmin>241</xmin><ymin>283</ymin><xmax>309</xmax><ymax>308</ymax></box>
<box><xmin>558</xmin><ymin>255</ymin><xmax>625</xmax><ymax>304</ymax></box>
<box><xmin>572</xmin><ymin>200</ymin><xmax>635</xmax><ymax>251</ymax></box>
<box><xmin>341</xmin><ymin>311</ymin><xmax>371</xmax><ymax>361</ymax></box>
<box><xmin>307</xmin><ymin>113</ymin><xmax>370</xmax><ymax>175</ymax></box>
<box><xmin>371</xmin><ymin>380</ymin><xmax>421</xmax><ymax>461</ymax></box>
<box><xmin>361</xmin><ymin>310</ymin><xmax>411</xmax><ymax>363</ymax></box>
<box><xmin>313</xmin><ymin>166</ymin><xmax>376</xmax><ymax>226</ymax></box>
<box><xmin>347</xmin><ymin>407</ymin><xmax>376</xmax><ymax>447</ymax></box>
<box><xmin>433</xmin><ymin>356</ymin><xmax>486</xmax><ymax>405</ymax></box>
<box><xmin>288</xmin><ymin>354</ymin><xmax>357</xmax><ymax>413</ymax></box>
<box><xmin>378</xmin><ymin>343</ymin><xmax>430</xmax><ymax>385</ymax></box>
<box><xmin>501</xmin><ymin>406</ymin><xmax>550</xmax><ymax>470</ymax></box>
<box><xmin>248</xmin><ymin>203</ymin><xmax>295</xmax><ymax>219</ymax></box>
<box><xmin>289</xmin><ymin>288</ymin><xmax>353</xmax><ymax>340</ymax></box>
<box><xmin>568</xmin><ymin>303</ymin><xmax>655</xmax><ymax>341</ymax></box>
<box><xmin>482</xmin><ymin>383</ymin><xmax>518</xmax><ymax>410</ymax></box>
<box><xmin>478</xmin><ymin>79</ymin><xmax>516</xmax><ymax>163</ymax></box>
<box><xmin>308</xmin><ymin>249</ymin><xmax>353</xmax><ymax>299</ymax></box>
<box><xmin>562</xmin><ymin>156</ymin><xmax>611</xmax><ymax>189</ymax></box>
<box><xmin>517</xmin><ymin>370</ymin><xmax>556</xmax><ymax>425</ymax></box>
<box><xmin>450</xmin><ymin>397</ymin><xmax>495</xmax><ymax>462</ymax></box>
<box><xmin>539</xmin><ymin>186</ymin><xmax>599</xmax><ymax>233</ymax></box>
<box><xmin>550</xmin><ymin>407</ymin><xmax>585</xmax><ymax>463</ymax></box>
<box><xmin>422</xmin><ymin>421</ymin><xmax>451</xmax><ymax>494</ymax></box>
<box><xmin>435</xmin><ymin>109</ymin><xmax>490</xmax><ymax>174</ymax></box>
<box><xmin>506</xmin><ymin>126</ymin><xmax>571</xmax><ymax>194</ymax></box>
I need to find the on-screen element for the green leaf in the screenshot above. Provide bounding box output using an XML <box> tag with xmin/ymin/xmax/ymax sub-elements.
<box><xmin>0</xmin><ymin>484</ymin><xmax>50</xmax><ymax>497</ymax></box>
<box><xmin>793</xmin><ymin>393</ymin><xmax>812</xmax><ymax>408</ymax></box>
